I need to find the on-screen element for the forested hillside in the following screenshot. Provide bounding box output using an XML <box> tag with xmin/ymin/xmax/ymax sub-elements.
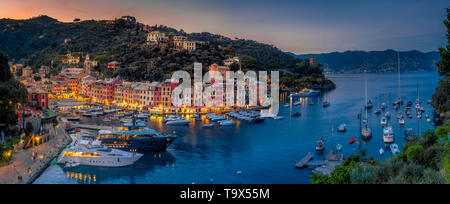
<box><xmin>0</xmin><ymin>15</ymin><xmax>334</xmax><ymax>89</ymax></box>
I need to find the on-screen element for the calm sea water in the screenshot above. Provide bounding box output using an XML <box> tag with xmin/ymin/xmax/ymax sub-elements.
<box><xmin>34</xmin><ymin>72</ymin><xmax>439</xmax><ymax>184</ymax></box>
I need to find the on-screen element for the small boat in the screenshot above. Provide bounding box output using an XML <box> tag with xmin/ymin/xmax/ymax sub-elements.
<box><xmin>202</xmin><ymin>124</ymin><xmax>214</xmax><ymax>128</ymax></box>
<box><xmin>365</xmin><ymin>100</ymin><xmax>373</xmax><ymax>109</ymax></box>
<box><xmin>163</xmin><ymin>115</ymin><xmax>182</xmax><ymax>123</ymax></box>
<box><xmin>415</xmin><ymin>103</ymin><xmax>421</xmax><ymax>110</ymax></box>
<box><xmin>380</xmin><ymin>102</ymin><xmax>387</xmax><ymax>110</ymax></box>
<box><xmin>284</xmin><ymin>103</ymin><xmax>290</xmax><ymax>108</ymax></box>
<box><xmin>380</xmin><ymin>148</ymin><xmax>384</xmax><ymax>155</ymax></box>
<box><xmin>417</xmin><ymin>114</ymin><xmax>422</xmax><ymax>120</ymax></box>
<box><xmin>322</xmin><ymin>101</ymin><xmax>330</xmax><ymax>107</ymax></box>
<box><xmin>393</xmin><ymin>98</ymin><xmax>403</xmax><ymax>105</ymax></box>
<box><xmin>206</xmin><ymin>114</ymin><xmax>227</xmax><ymax>122</ymax></box>
<box><xmin>398</xmin><ymin>118</ymin><xmax>405</xmax><ymax>125</ymax></box>
<box><xmin>426</xmin><ymin>118</ymin><xmax>431</xmax><ymax>123</ymax></box>
<box><xmin>315</xmin><ymin>138</ymin><xmax>325</xmax><ymax>151</ymax></box>
<box><xmin>407</xmin><ymin>101</ymin><xmax>413</xmax><ymax>107</ymax></box>
<box><xmin>408</xmin><ymin>114</ymin><xmax>413</xmax><ymax>119</ymax></box>
<box><xmin>396</xmin><ymin>113</ymin><xmax>403</xmax><ymax>119</ymax></box>
<box><xmin>405</xmin><ymin>128</ymin><xmax>415</xmax><ymax>141</ymax></box>
<box><xmin>114</xmin><ymin>114</ymin><xmax>124</xmax><ymax>118</ymax></box>
<box><xmin>380</xmin><ymin>117</ymin><xmax>387</xmax><ymax>126</ymax></box>
<box><xmin>64</xmin><ymin>162</ymin><xmax>80</xmax><ymax>168</ymax></box>
<box><xmin>218</xmin><ymin>120</ymin><xmax>236</xmax><ymax>126</ymax></box>
<box><xmin>336</xmin><ymin>144</ymin><xmax>343</xmax><ymax>152</ymax></box>
<box><xmin>427</xmin><ymin>99</ymin><xmax>432</xmax><ymax>104</ymax></box>
<box><xmin>120</xmin><ymin>118</ymin><xmax>132</xmax><ymax>123</ymax></box>
<box><xmin>291</xmin><ymin>112</ymin><xmax>301</xmax><ymax>117</ymax></box>
<box><xmin>384</xmin><ymin>111</ymin><xmax>391</xmax><ymax>119</ymax></box>
<box><xmin>136</xmin><ymin>114</ymin><xmax>149</xmax><ymax>120</ymax></box>
<box><xmin>394</xmin><ymin>104</ymin><xmax>399</xmax><ymax>110</ymax></box>
<box><xmin>349</xmin><ymin>137</ymin><xmax>355</xmax><ymax>144</ymax></box>
<box><xmin>374</xmin><ymin>108</ymin><xmax>381</xmax><ymax>115</ymax></box>
<box><xmin>390</xmin><ymin>144</ymin><xmax>401</xmax><ymax>155</ymax></box>
<box><xmin>272</xmin><ymin>115</ymin><xmax>284</xmax><ymax>120</ymax></box>
<box><xmin>293</xmin><ymin>101</ymin><xmax>302</xmax><ymax>106</ymax></box>
<box><xmin>337</xmin><ymin>124</ymin><xmax>346</xmax><ymax>132</ymax></box>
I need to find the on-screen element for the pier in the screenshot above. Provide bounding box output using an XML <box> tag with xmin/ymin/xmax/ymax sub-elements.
<box><xmin>295</xmin><ymin>153</ymin><xmax>314</xmax><ymax>168</ymax></box>
<box><xmin>295</xmin><ymin>150</ymin><xmax>344</xmax><ymax>175</ymax></box>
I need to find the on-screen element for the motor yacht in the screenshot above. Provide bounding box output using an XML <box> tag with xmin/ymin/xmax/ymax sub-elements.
<box><xmin>58</xmin><ymin>140</ymin><xmax>143</xmax><ymax>167</ymax></box>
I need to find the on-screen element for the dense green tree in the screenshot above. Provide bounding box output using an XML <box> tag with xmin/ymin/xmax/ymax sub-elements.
<box><xmin>437</xmin><ymin>8</ymin><xmax>450</xmax><ymax>77</ymax></box>
<box><xmin>238</xmin><ymin>55</ymin><xmax>256</xmax><ymax>70</ymax></box>
<box><xmin>407</xmin><ymin>145</ymin><xmax>424</xmax><ymax>163</ymax></box>
<box><xmin>229</xmin><ymin>62</ymin><xmax>240</xmax><ymax>72</ymax></box>
<box><xmin>433</xmin><ymin>8</ymin><xmax>450</xmax><ymax>117</ymax></box>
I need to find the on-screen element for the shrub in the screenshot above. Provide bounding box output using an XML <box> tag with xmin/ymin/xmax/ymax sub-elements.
<box><xmin>350</xmin><ymin>166</ymin><xmax>376</xmax><ymax>184</ymax></box>
<box><xmin>420</xmin><ymin>130</ymin><xmax>438</xmax><ymax>148</ymax></box>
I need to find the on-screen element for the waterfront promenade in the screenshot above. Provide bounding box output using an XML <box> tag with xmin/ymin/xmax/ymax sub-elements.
<box><xmin>0</xmin><ymin>118</ymin><xmax>71</xmax><ymax>184</ymax></box>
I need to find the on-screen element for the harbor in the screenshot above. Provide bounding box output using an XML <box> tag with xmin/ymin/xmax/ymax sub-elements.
<box><xmin>33</xmin><ymin>72</ymin><xmax>439</xmax><ymax>184</ymax></box>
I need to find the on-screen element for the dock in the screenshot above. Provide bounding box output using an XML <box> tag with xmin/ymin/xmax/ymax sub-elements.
<box><xmin>295</xmin><ymin>150</ymin><xmax>344</xmax><ymax>175</ymax></box>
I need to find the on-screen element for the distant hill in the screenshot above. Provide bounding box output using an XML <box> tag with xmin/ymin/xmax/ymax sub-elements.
<box><xmin>289</xmin><ymin>50</ymin><xmax>441</xmax><ymax>73</ymax></box>
<box><xmin>0</xmin><ymin>15</ymin><xmax>335</xmax><ymax>90</ymax></box>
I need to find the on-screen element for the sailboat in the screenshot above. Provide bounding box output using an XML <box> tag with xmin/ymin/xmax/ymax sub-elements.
<box><xmin>361</xmin><ymin>71</ymin><xmax>372</xmax><ymax>140</ymax></box>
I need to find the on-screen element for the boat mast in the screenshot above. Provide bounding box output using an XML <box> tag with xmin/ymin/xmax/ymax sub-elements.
<box><xmin>365</xmin><ymin>75</ymin><xmax>368</xmax><ymax>126</ymax></box>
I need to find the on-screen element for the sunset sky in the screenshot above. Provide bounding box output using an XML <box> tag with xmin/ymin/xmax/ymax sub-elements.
<box><xmin>0</xmin><ymin>0</ymin><xmax>448</xmax><ymax>54</ymax></box>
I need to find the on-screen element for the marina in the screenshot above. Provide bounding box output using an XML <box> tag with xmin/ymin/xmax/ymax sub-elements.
<box><xmin>34</xmin><ymin>72</ymin><xmax>439</xmax><ymax>184</ymax></box>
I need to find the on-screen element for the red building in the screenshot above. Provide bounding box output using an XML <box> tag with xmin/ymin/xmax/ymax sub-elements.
<box><xmin>27</xmin><ymin>87</ymin><xmax>49</xmax><ymax>109</ymax></box>
<box><xmin>88</xmin><ymin>80</ymin><xmax>121</xmax><ymax>104</ymax></box>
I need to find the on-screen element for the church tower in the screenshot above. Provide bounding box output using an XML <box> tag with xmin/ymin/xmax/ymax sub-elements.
<box><xmin>84</xmin><ymin>54</ymin><xmax>91</xmax><ymax>75</ymax></box>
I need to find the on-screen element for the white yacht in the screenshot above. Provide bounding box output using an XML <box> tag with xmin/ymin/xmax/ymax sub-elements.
<box><xmin>57</xmin><ymin>140</ymin><xmax>143</xmax><ymax>167</ymax></box>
